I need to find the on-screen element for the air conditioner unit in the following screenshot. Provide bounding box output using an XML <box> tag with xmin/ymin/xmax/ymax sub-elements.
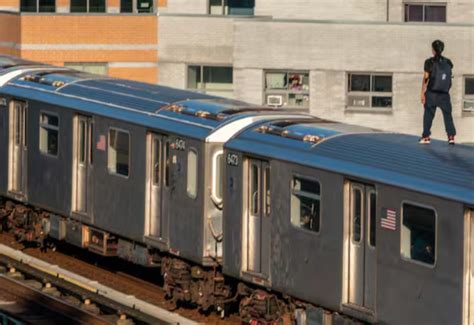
<box><xmin>267</xmin><ymin>95</ymin><xmax>284</xmax><ymax>107</ymax></box>
<box><xmin>463</xmin><ymin>101</ymin><xmax>474</xmax><ymax>112</ymax></box>
<box><xmin>348</xmin><ymin>95</ymin><xmax>370</xmax><ymax>108</ymax></box>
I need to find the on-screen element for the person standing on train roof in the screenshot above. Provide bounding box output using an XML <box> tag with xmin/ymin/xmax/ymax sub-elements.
<box><xmin>419</xmin><ymin>39</ymin><xmax>456</xmax><ymax>145</ymax></box>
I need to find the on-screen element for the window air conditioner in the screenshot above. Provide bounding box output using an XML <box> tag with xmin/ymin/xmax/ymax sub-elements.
<box><xmin>267</xmin><ymin>95</ymin><xmax>284</xmax><ymax>107</ymax></box>
<box><xmin>348</xmin><ymin>95</ymin><xmax>370</xmax><ymax>107</ymax></box>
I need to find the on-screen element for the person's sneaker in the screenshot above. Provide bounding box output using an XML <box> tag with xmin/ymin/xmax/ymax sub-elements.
<box><xmin>448</xmin><ymin>136</ymin><xmax>455</xmax><ymax>145</ymax></box>
<box><xmin>418</xmin><ymin>137</ymin><xmax>431</xmax><ymax>144</ymax></box>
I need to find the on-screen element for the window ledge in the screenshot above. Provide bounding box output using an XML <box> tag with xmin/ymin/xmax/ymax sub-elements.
<box><xmin>345</xmin><ymin>107</ymin><xmax>393</xmax><ymax>114</ymax></box>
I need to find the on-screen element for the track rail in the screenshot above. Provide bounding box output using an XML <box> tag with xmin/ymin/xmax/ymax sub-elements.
<box><xmin>0</xmin><ymin>243</ymin><xmax>199</xmax><ymax>325</ymax></box>
<box><xmin>0</xmin><ymin>274</ymin><xmax>113</xmax><ymax>325</ymax></box>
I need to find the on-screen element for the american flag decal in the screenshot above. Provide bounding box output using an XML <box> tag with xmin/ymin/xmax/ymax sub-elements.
<box><xmin>381</xmin><ymin>208</ymin><xmax>397</xmax><ymax>231</ymax></box>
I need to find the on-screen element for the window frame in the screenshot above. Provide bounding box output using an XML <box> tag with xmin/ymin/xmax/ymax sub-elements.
<box><xmin>290</xmin><ymin>174</ymin><xmax>322</xmax><ymax>235</ymax></box>
<box><xmin>400</xmin><ymin>200</ymin><xmax>438</xmax><ymax>268</ymax></box>
<box><xmin>107</xmin><ymin>127</ymin><xmax>131</xmax><ymax>179</ymax></box>
<box><xmin>463</xmin><ymin>76</ymin><xmax>474</xmax><ymax>112</ymax></box>
<box><xmin>404</xmin><ymin>3</ymin><xmax>447</xmax><ymax>23</ymax></box>
<box><xmin>39</xmin><ymin>111</ymin><xmax>60</xmax><ymax>158</ymax></box>
<box><xmin>208</xmin><ymin>0</ymin><xmax>255</xmax><ymax>15</ymax></box>
<box><xmin>69</xmin><ymin>0</ymin><xmax>106</xmax><ymax>12</ymax></box>
<box><xmin>186</xmin><ymin>148</ymin><xmax>198</xmax><ymax>199</ymax></box>
<box><xmin>20</xmin><ymin>0</ymin><xmax>56</xmax><ymax>12</ymax></box>
<box><xmin>264</xmin><ymin>70</ymin><xmax>310</xmax><ymax>109</ymax></box>
<box><xmin>120</xmin><ymin>0</ymin><xmax>154</xmax><ymax>13</ymax></box>
<box><xmin>186</xmin><ymin>64</ymin><xmax>234</xmax><ymax>97</ymax></box>
<box><xmin>346</xmin><ymin>72</ymin><xmax>393</xmax><ymax>110</ymax></box>
<box><xmin>64</xmin><ymin>62</ymin><xmax>108</xmax><ymax>75</ymax></box>
<box><xmin>211</xmin><ymin>150</ymin><xmax>224</xmax><ymax>205</ymax></box>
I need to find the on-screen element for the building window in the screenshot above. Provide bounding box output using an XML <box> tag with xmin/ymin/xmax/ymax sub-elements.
<box><xmin>209</xmin><ymin>0</ymin><xmax>254</xmax><ymax>15</ymax></box>
<box><xmin>401</xmin><ymin>203</ymin><xmax>436</xmax><ymax>266</ymax></box>
<box><xmin>120</xmin><ymin>0</ymin><xmax>153</xmax><ymax>13</ymax></box>
<box><xmin>187</xmin><ymin>149</ymin><xmax>198</xmax><ymax>199</ymax></box>
<box><xmin>187</xmin><ymin>65</ymin><xmax>233</xmax><ymax>98</ymax></box>
<box><xmin>70</xmin><ymin>0</ymin><xmax>105</xmax><ymax>12</ymax></box>
<box><xmin>108</xmin><ymin>128</ymin><xmax>130</xmax><ymax>177</ymax></box>
<box><xmin>464</xmin><ymin>76</ymin><xmax>474</xmax><ymax>111</ymax></box>
<box><xmin>39</xmin><ymin>112</ymin><xmax>59</xmax><ymax>157</ymax></box>
<box><xmin>20</xmin><ymin>0</ymin><xmax>55</xmax><ymax>12</ymax></box>
<box><xmin>265</xmin><ymin>71</ymin><xmax>310</xmax><ymax>109</ymax></box>
<box><xmin>291</xmin><ymin>176</ymin><xmax>321</xmax><ymax>233</ymax></box>
<box><xmin>64</xmin><ymin>63</ymin><xmax>108</xmax><ymax>75</ymax></box>
<box><xmin>347</xmin><ymin>73</ymin><xmax>393</xmax><ymax>109</ymax></box>
<box><xmin>405</xmin><ymin>4</ymin><xmax>446</xmax><ymax>22</ymax></box>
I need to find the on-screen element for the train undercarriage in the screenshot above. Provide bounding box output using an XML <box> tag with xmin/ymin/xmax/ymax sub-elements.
<box><xmin>0</xmin><ymin>197</ymin><xmax>360</xmax><ymax>325</ymax></box>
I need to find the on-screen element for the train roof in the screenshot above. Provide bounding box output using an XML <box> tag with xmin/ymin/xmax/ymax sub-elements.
<box><xmin>227</xmin><ymin>119</ymin><xmax>474</xmax><ymax>205</ymax></box>
<box><xmin>0</xmin><ymin>57</ymin><xmax>282</xmax><ymax>140</ymax></box>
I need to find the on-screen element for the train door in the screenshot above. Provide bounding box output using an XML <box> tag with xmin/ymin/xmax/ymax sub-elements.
<box><xmin>245</xmin><ymin>159</ymin><xmax>271</xmax><ymax>278</ymax></box>
<box><xmin>72</xmin><ymin>115</ymin><xmax>93</xmax><ymax>216</ymax></box>
<box><xmin>146</xmin><ymin>133</ymin><xmax>170</xmax><ymax>244</ymax></box>
<box><xmin>347</xmin><ymin>182</ymin><xmax>377</xmax><ymax>311</ymax></box>
<box><xmin>468</xmin><ymin>209</ymin><xmax>474</xmax><ymax>325</ymax></box>
<box><xmin>8</xmin><ymin>100</ymin><xmax>27</xmax><ymax>199</ymax></box>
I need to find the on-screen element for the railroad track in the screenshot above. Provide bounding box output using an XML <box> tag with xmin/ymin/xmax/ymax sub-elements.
<box><xmin>0</xmin><ymin>233</ymin><xmax>240</xmax><ymax>324</ymax></box>
<box><xmin>0</xmin><ymin>273</ymin><xmax>118</xmax><ymax>325</ymax></box>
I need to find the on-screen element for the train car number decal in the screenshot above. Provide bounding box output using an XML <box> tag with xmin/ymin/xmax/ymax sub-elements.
<box><xmin>227</xmin><ymin>153</ymin><xmax>239</xmax><ymax>166</ymax></box>
<box><xmin>174</xmin><ymin>138</ymin><xmax>186</xmax><ymax>151</ymax></box>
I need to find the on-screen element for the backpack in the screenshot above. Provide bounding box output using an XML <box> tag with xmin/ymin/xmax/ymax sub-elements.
<box><xmin>430</xmin><ymin>58</ymin><xmax>452</xmax><ymax>93</ymax></box>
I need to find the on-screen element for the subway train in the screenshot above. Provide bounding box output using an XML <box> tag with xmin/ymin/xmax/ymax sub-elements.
<box><xmin>0</xmin><ymin>56</ymin><xmax>473</xmax><ymax>325</ymax></box>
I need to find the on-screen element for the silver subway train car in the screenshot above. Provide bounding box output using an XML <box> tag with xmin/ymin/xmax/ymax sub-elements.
<box><xmin>0</xmin><ymin>56</ymin><xmax>473</xmax><ymax>325</ymax></box>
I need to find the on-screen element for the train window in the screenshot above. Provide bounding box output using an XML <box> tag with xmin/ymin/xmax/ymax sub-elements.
<box><xmin>152</xmin><ymin>138</ymin><xmax>160</xmax><ymax>185</ymax></box>
<box><xmin>39</xmin><ymin>112</ymin><xmax>59</xmax><ymax>157</ymax></box>
<box><xmin>187</xmin><ymin>149</ymin><xmax>198</xmax><ymax>199</ymax></box>
<box><xmin>264</xmin><ymin>167</ymin><xmax>270</xmax><ymax>216</ymax></box>
<box><xmin>79</xmin><ymin>121</ymin><xmax>86</xmax><ymax>163</ymax></box>
<box><xmin>352</xmin><ymin>188</ymin><xmax>362</xmax><ymax>243</ymax></box>
<box><xmin>368</xmin><ymin>191</ymin><xmax>377</xmax><ymax>247</ymax></box>
<box><xmin>108</xmin><ymin>128</ymin><xmax>130</xmax><ymax>177</ymax></box>
<box><xmin>212</xmin><ymin>152</ymin><xmax>224</xmax><ymax>203</ymax></box>
<box><xmin>401</xmin><ymin>203</ymin><xmax>436</xmax><ymax>266</ymax></box>
<box><xmin>164</xmin><ymin>141</ymin><xmax>170</xmax><ymax>187</ymax></box>
<box><xmin>291</xmin><ymin>176</ymin><xmax>321</xmax><ymax>233</ymax></box>
<box><xmin>249</xmin><ymin>163</ymin><xmax>260</xmax><ymax>216</ymax></box>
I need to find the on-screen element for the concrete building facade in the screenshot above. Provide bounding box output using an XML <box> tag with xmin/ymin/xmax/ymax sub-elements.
<box><xmin>158</xmin><ymin>0</ymin><xmax>474</xmax><ymax>143</ymax></box>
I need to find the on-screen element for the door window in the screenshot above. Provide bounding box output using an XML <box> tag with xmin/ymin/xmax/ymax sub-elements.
<box><xmin>187</xmin><ymin>149</ymin><xmax>198</xmax><ymax>199</ymax></box>
<box><xmin>249</xmin><ymin>163</ymin><xmax>260</xmax><ymax>216</ymax></box>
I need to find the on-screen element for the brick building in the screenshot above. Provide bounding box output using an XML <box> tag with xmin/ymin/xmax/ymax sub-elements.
<box><xmin>0</xmin><ymin>0</ymin><xmax>163</xmax><ymax>83</ymax></box>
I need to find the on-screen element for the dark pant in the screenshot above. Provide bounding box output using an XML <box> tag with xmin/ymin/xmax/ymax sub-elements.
<box><xmin>423</xmin><ymin>91</ymin><xmax>456</xmax><ymax>138</ymax></box>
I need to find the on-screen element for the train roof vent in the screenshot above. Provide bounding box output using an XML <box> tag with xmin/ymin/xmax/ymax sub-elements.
<box><xmin>256</xmin><ymin>118</ymin><xmax>338</xmax><ymax>143</ymax></box>
<box><xmin>161</xmin><ymin>104</ymin><xmax>274</xmax><ymax>121</ymax></box>
<box><xmin>20</xmin><ymin>70</ymin><xmax>84</xmax><ymax>88</ymax></box>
